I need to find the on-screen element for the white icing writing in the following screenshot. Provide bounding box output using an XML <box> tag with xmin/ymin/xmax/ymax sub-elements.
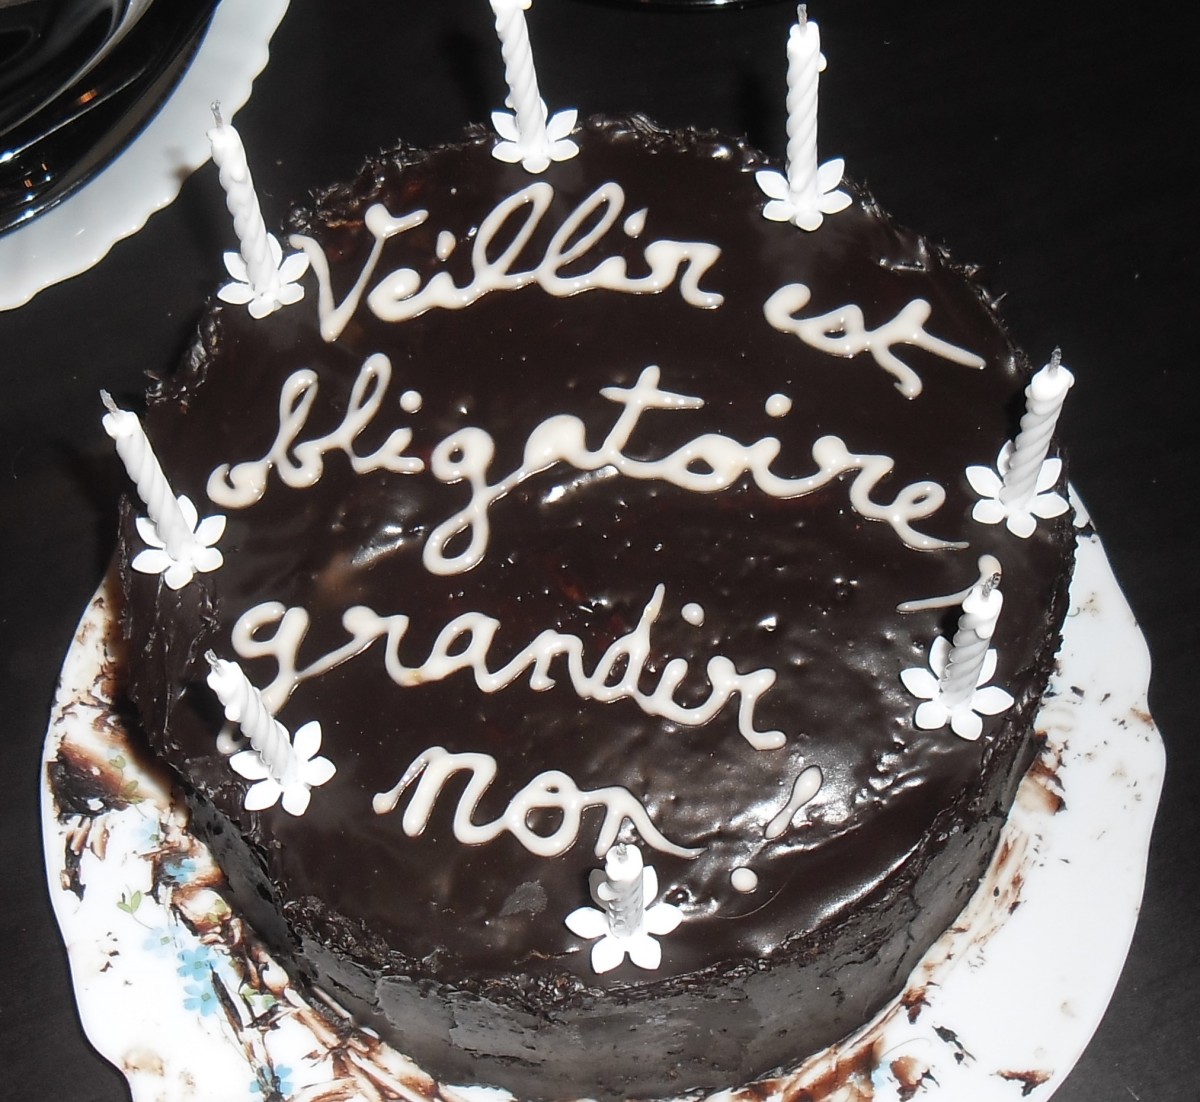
<box><xmin>207</xmin><ymin>353</ymin><xmax>423</xmax><ymax>508</ymax></box>
<box><xmin>730</xmin><ymin>866</ymin><xmax>759</xmax><ymax>893</ymax></box>
<box><xmin>203</xmin><ymin>359</ymin><xmax>962</xmax><ymax>556</ymax></box>
<box><xmin>765</xmin><ymin>392</ymin><xmax>793</xmax><ymax>417</ymax></box>
<box><xmin>299</xmin><ymin>206</ymin><xmax>430</xmax><ymax>343</ymax></box>
<box><xmin>232</xmin><ymin>584</ymin><xmax>785</xmax><ymax>751</ymax></box>
<box><xmin>207</xmin><ymin>359</ymin><xmax>964</xmax><ymax>555</ymax></box>
<box><xmin>764</xmin><ymin>765</ymin><xmax>823</xmax><ymax>839</ymax></box>
<box><xmin>896</xmin><ymin>553</ymin><xmax>1002</xmax><ymax>613</ymax></box>
<box><xmin>763</xmin><ymin>283</ymin><xmax>986</xmax><ymax>399</ymax></box>
<box><xmin>423</xmin><ymin>364</ymin><xmax>963</xmax><ymax>573</ymax></box>
<box><xmin>371</xmin><ymin>746</ymin><xmax>701</xmax><ymax>859</ymax></box>
<box><xmin>289</xmin><ymin>182</ymin><xmax>724</xmax><ymax>343</ymax></box>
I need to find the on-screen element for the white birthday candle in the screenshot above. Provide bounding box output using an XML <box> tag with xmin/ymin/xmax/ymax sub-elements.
<box><xmin>207</xmin><ymin>105</ymin><xmax>279</xmax><ymax>295</ymax></box>
<box><xmin>785</xmin><ymin>6</ymin><xmax>823</xmax><ymax>207</ymax></box>
<box><xmin>206</xmin><ymin>652</ymin><xmax>298</xmax><ymax>784</ymax></box>
<box><xmin>491</xmin><ymin>0</ymin><xmax>548</xmax><ymax>154</ymax></box>
<box><xmin>598</xmin><ymin>843</ymin><xmax>646</xmax><ymax>939</ymax></box>
<box><xmin>938</xmin><ymin>573</ymin><xmax>1003</xmax><ymax>708</ymax></box>
<box><xmin>1000</xmin><ymin>348</ymin><xmax>1074</xmax><ymax>507</ymax></box>
<box><xmin>101</xmin><ymin>392</ymin><xmax>196</xmax><ymax>561</ymax></box>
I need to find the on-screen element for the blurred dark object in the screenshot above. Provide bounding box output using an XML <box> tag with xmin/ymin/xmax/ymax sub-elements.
<box><xmin>577</xmin><ymin>0</ymin><xmax>785</xmax><ymax>9</ymax></box>
<box><xmin>0</xmin><ymin>0</ymin><xmax>125</xmax><ymax>135</ymax></box>
<box><xmin>0</xmin><ymin>0</ymin><xmax>218</xmax><ymax>235</ymax></box>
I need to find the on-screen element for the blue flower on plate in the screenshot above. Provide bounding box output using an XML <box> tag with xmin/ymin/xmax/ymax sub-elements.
<box><xmin>249</xmin><ymin>1064</ymin><xmax>294</xmax><ymax>1098</ymax></box>
<box><xmin>183</xmin><ymin>979</ymin><xmax>219</xmax><ymax>1017</ymax></box>
<box><xmin>160</xmin><ymin>854</ymin><xmax>203</xmax><ymax>885</ymax></box>
<box><xmin>128</xmin><ymin>813</ymin><xmax>164</xmax><ymax>853</ymax></box>
<box><xmin>176</xmin><ymin>944</ymin><xmax>214</xmax><ymax>981</ymax></box>
<box><xmin>142</xmin><ymin>927</ymin><xmax>174</xmax><ymax>957</ymax></box>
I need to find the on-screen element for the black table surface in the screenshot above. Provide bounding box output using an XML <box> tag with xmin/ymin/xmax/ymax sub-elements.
<box><xmin>2</xmin><ymin>1</ymin><xmax>1195</xmax><ymax>1098</ymax></box>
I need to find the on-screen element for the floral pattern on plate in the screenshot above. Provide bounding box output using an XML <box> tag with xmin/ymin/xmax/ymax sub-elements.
<box><xmin>42</xmin><ymin>500</ymin><xmax>1163</xmax><ymax>1101</ymax></box>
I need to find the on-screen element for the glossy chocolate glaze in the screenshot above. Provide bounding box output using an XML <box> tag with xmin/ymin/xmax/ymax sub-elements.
<box><xmin>120</xmin><ymin>116</ymin><xmax>1074</xmax><ymax>1099</ymax></box>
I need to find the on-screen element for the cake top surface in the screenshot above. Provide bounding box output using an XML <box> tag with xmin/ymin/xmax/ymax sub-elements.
<box><xmin>126</xmin><ymin>114</ymin><xmax>1072</xmax><ymax>993</ymax></box>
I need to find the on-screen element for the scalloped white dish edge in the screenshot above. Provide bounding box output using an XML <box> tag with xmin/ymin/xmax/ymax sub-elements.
<box><xmin>0</xmin><ymin>0</ymin><xmax>289</xmax><ymax>312</ymax></box>
<box><xmin>41</xmin><ymin>495</ymin><xmax>1164</xmax><ymax>1102</ymax></box>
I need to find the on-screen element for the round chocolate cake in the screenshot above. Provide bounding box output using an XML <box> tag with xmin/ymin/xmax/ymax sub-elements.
<box><xmin>117</xmin><ymin>114</ymin><xmax>1074</xmax><ymax>1100</ymax></box>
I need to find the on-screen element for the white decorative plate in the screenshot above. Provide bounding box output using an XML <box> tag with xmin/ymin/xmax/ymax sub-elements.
<box><xmin>0</xmin><ymin>0</ymin><xmax>289</xmax><ymax>312</ymax></box>
<box><xmin>41</xmin><ymin>499</ymin><xmax>1164</xmax><ymax>1102</ymax></box>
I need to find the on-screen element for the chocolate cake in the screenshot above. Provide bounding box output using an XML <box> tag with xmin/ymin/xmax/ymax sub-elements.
<box><xmin>115</xmin><ymin>113</ymin><xmax>1074</xmax><ymax>1100</ymax></box>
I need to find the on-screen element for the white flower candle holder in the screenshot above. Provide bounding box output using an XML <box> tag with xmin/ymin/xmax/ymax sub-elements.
<box><xmin>565</xmin><ymin>843</ymin><xmax>683</xmax><ymax>973</ymax></box>
<box><xmin>966</xmin><ymin>350</ymin><xmax>1073</xmax><ymax>538</ymax></box>
<box><xmin>207</xmin><ymin>104</ymin><xmax>309</xmax><ymax>318</ymax></box>
<box><xmin>101</xmin><ymin>392</ymin><xmax>225</xmax><ymax>590</ymax></box>
<box><xmin>756</xmin><ymin>6</ymin><xmax>850</xmax><ymax>231</ymax></box>
<box><xmin>901</xmin><ymin>573</ymin><xmax>1014</xmax><ymax>741</ymax></box>
<box><xmin>205</xmin><ymin>653</ymin><xmax>335</xmax><ymax>816</ymax></box>
<box><xmin>489</xmin><ymin>0</ymin><xmax>578</xmax><ymax>173</ymax></box>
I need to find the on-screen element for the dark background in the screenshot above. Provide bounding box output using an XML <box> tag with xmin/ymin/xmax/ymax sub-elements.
<box><xmin>2</xmin><ymin>1</ymin><xmax>1195</xmax><ymax>1098</ymax></box>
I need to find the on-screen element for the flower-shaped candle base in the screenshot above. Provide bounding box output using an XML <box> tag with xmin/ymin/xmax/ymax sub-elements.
<box><xmin>491</xmin><ymin>106</ymin><xmax>579</xmax><ymax>173</ymax></box>
<box><xmin>966</xmin><ymin>445</ymin><xmax>1070</xmax><ymax>539</ymax></box>
<box><xmin>132</xmin><ymin>495</ymin><xmax>225</xmax><ymax>590</ymax></box>
<box><xmin>218</xmin><ymin>233</ymin><xmax>310</xmax><ymax>319</ymax></box>
<box><xmin>901</xmin><ymin>636</ymin><xmax>1014</xmax><ymax>742</ymax></box>
<box><xmin>565</xmin><ymin>861</ymin><xmax>682</xmax><ymax>973</ymax></box>
<box><xmin>229</xmin><ymin>720</ymin><xmax>335</xmax><ymax>817</ymax></box>
<box><xmin>756</xmin><ymin>159</ymin><xmax>851</xmax><ymax>231</ymax></box>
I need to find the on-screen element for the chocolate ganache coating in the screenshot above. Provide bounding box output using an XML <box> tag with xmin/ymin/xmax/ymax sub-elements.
<box><xmin>120</xmin><ymin>115</ymin><xmax>1074</xmax><ymax>1100</ymax></box>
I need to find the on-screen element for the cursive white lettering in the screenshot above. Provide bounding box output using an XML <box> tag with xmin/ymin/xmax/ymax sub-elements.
<box><xmin>206</xmin><ymin>360</ymin><xmax>962</xmax><ymax>556</ymax></box>
<box><xmin>207</xmin><ymin>353</ymin><xmax>424</xmax><ymax>509</ymax></box>
<box><xmin>290</xmin><ymin>181</ymin><xmax>724</xmax><ymax>345</ymax></box>
<box><xmin>763</xmin><ymin>282</ymin><xmax>985</xmax><ymax>398</ymax></box>
<box><xmin>232</xmin><ymin>585</ymin><xmax>785</xmax><ymax>751</ymax></box>
<box><xmin>372</xmin><ymin>746</ymin><xmax>702</xmax><ymax>859</ymax></box>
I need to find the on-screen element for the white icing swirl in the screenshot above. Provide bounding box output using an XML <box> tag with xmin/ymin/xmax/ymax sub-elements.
<box><xmin>372</xmin><ymin>746</ymin><xmax>701</xmax><ymax>859</ymax></box>
<box><xmin>207</xmin><ymin>353</ymin><xmax>423</xmax><ymax>508</ymax></box>
<box><xmin>232</xmin><ymin>584</ymin><xmax>786</xmax><ymax>752</ymax></box>
<box><xmin>764</xmin><ymin>765</ymin><xmax>823</xmax><ymax>839</ymax></box>
<box><xmin>206</xmin><ymin>358</ymin><xmax>961</xmax><ymax>556</ymax></box>
<box><xmin>290</xmin><ymin>181</ymin><xmax>724</xmax><ymax>343</ymax></box>
<box><xmin>764</xmin><ymin>282</ymin><xmax>986</xmax><ymax>398</ymax></box>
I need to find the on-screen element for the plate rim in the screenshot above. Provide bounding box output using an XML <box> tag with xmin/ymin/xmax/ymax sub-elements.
<box><xmin>40</xmin><ymin>503</ymin><xmax>1165</xmax><ymax>1102</ymax></box>
<box><xmin>0</xmin><ymin>0</ymin><xmax>289</xmax><ymax>312</ymax></box>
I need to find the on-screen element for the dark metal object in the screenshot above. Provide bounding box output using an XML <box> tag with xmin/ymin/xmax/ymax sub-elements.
<box><xmin>0</xmin><ymin>0</ymin><xmax>127</xmax><ymax>136</ymax></box>
<box><xmin>0</xmin><ymin>0</ymin><xmax>219</xmax><ymax>235</ymax></box>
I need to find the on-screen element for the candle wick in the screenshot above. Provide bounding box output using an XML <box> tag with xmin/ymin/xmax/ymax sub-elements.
<box><xmin>210</xmin><ymin>101</ymin><xmax>223</xmax><ymax>128</ymax></box>
<box><xmin>797</xmin><ymin>3</ymin><xmax>808</xmax><ymax>27</ymax></box>
<box><xmin>982</xmin><ymin>571</ymin><xmax>1002</xmax><ymax>597</ymax></box>
<box><xmin>99</xmin><ymin>389</ymin><xmax>119</xmax><ymax>416</ymax></box>
<box><xmin>204</xmin><ymin>649</ymin><xmax>221</xmax><ymax>672</ymax></box>
<box><xmin>1048</xmin><ymin>346</ymin><xmax>1062</xmax><ymax>373</ymax></box>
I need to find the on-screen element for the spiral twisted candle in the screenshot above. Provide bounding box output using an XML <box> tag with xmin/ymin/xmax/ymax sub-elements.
<box><xmin>491</xmin><ymin>0</ymin><xmax>547</xmax><ymax>153</ymax></box>
<box><xmin>207</xmin><ymin>106</ymin><xmax>280</xmax><ymax>294</ymax></box>
<box><xmin>600</xmin><ymin>843</ymin><xmax>645</xmax><ymax>938</ymax></box>
<box><xmin>785</xmin><ymin>6</ymin><xmax>821</xmax><ymax>204</ymax></box>
<box><xmin>101</xmin><ymin>393</ymin><xmax>196</xmax><ymax>560</ymax></box>
<box><xmin>206</xmin><ymin>653</ymin><xmax>298</xmax><ymax>784</ymax></box>
<box><xmin>1000</xmin><ymin>349</ymin><xmax>1074</xmax><ymax>507</ymax></box>
<box><xmin>938</xmin><ymin>573</ymin><xmax>1003</xmax><ymax>708</ymax></box>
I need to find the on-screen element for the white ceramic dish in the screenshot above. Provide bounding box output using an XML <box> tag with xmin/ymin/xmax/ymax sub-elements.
<box><xmin>0</xmin><ymin>0</ymin><xmax>288</xmax><ymax>312</ymax></box>
<box><xmin>41</xmin><ymin>498</ymin><xmax>1164</xmax><ymax>1102</ymax></box>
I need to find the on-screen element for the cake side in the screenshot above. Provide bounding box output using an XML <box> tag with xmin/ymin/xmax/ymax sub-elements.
<box><xmin>117</xmin><ymin>115</ymin><xmax>1075</xmax><ymax>1100</ymax></box>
